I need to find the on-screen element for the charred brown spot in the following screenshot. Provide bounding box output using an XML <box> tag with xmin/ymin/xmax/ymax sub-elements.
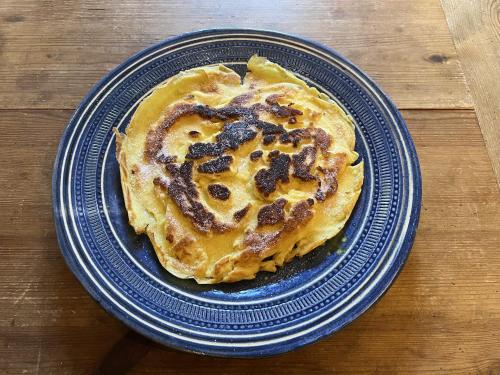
<box><xmin>315</xmin><ymin>190</ymin><xmax>326</xmax><ymax>201</ymax></box>
<box><xmin>219</xmin><ymin>105</ymin><xmax>254</xmax><ymax>119</ymax></box>
<box><xmin>268</xmin><ymin>104</ymin><xmax>303</xmax><ymax>118</ymax></box>
<box><xmin>157</xmin><ymin>154</ymin><xmax>177</xmax><ymax>164</ymax></box>
<box><xmin>314</xmin><ymin>128</ymin><xmax>331</xmax><ymax>154</ymax></box>
<box><xmin>165</xmin><ymin>224</ymin><xmax>175</xmax><ymax>243</ymax></box>
<box><xmin>230</xmin><ymin>92</ymin><xmax>254</xmax><ymax>106</ymax></box>
<box><xmin>233</xmin><ymin>204</ymin><xmax>251</xmax><ymax>222</ymax></box>
<box><xmin>244</xmin><ymin>231</ymin><xmax>280</xmax><ymax>254</ymax></box>
<box><xmin>268</xmin><ymin>150</ymin><xmax>280</xmax><ymax>159</ymax></box>
<box><xmin>314</xmin><ymin>153</ymin><xmax>346</xmax><ymax>201</ymax></box>
<box><xmin>256</xmin><ymin>121</ymin><xmax>286</xmax><ymax>136</ymax></box>
<box><xmin>186</xmin><ymin>142</ymin><xmax>225</xmax><ymax>159</ymax></box>
<box><xmin>292</xmin><ymin>146</ymin><xmax>317</xmax><ymax>181</ymax></box>
<box><xmin>288</xmin><ymin>117</ymin><xmax>297</xmax><ymax>124</ymax></box>
<box><xmin>265</xmin><ymin>94</ymin><xmax>282</xmax><ymax>105</ymax></box>
<box><xmin>186</xmin><ymin>121</ymin><xmax>257</xmax><ymax>159</ymax></box>
<box><xmin>164</xmin><ymin>162</ymin><xmax>180</xmax><ymax>175</ymax></box>
<box><xmin>157</xmin><ymin>154</ymin><xmax>180</xmax><ymax>175</ymax></box>
<box><xmin>153</xmin><ymin>176</ymin><xmax>167</xmax><ymax>189</ymax></box>
<box><xmin>178</xmin><ymin>161</ymin><xmax>198</xmax><ymax>196</ymax></box>
<box><xmin>243</xmin><ymin>199</ymin><xmax>313</xmax><ymax>256</ymax></box>
<box><xmin>217</xmin><ymin>121</ymin><xmax>257</xmax><ymax>150</ymax></box>
<box><xmin>145</xmin><ymin>104</ymin><xmax>194</xmax><ymax>161</ymax></box>
<box><xmin>280</xmin><ymin>128</ymin><xmax>311</xmax><ymax>147</ymax></box>
<box><xmin>257</xmin><ymin>198</ymin><xmax>287</xmax><ymax>227</ymax></box>
<box><xmin>283</xmin><ymin>200</ymin><xmax>314</xmax><ymax>232</ymax></box>
<box><xmin>263</xmin><ymin>135</ymin><xmax>276</xmax><ymax>145</ymax></box>
<box><xmin>197</xmin><ymin>155</ymin><xmax>233</xmax><ymax>174</ymax></box>
<box><xmin>250</xmin><ymin>150</ymin><xmax>263</xmax><ymax>161</ymax></box>
<box><xmin>155</xmin><ymin>161</ymin><xmax>230</xmax><ymax>233</ymax></box>
<box><xmin>192</xmin><ymin>104</ymin><xmax>230</xmax><ymax>121</ymax></box>
<box><xmin>188</xmin><ymin>130</ymin><xmax>200</xmax><ymax>138</ymax></box>
<box><xmin>208</xmin><ymin>184</ymin><xmax>231</xmax><ymax>200</ymax></box>
<box><xmin>254</xmin><ymin>151</ymin><xmax>291</xmax><ymax>196</ymax></box>
<box><xmin>315</xmin><ymin>166</ymin><xmax>338</xmax><ymax>201</ymax></box>
<box><xmin>265</xmin><ymin>95</ymin><xmax>303</xmax><ymax>118</ymax></box>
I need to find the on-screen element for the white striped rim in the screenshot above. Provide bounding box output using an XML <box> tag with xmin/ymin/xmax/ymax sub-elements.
<box><xmin>57</xmin><ymin>32</ymin><xmax>415</xmax><ymax>347</ymax></box>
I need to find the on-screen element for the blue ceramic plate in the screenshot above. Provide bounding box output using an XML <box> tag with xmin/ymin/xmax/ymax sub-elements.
<box><xmin>53</xmin><ymin>29</ymin><xmax>421</xmax><ymax>357</ymax></box>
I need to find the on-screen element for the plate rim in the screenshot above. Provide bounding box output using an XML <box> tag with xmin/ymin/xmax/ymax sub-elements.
<box><xmin>52</xmin><ymin>28</ymin><xmax>422</xmax><ymax>357</ymax></box>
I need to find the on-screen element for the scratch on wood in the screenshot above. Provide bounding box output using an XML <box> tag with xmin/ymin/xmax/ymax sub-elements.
<box><xmin>35</xmin><ymin>345</ymin><xmax>41</xmax><ymax>375</ymax></box>
<box><xmin>14</xmin><ymin>282</ymin><xmax>32</xmax><ymax>305</ymax></box>
<box><xmin>471</xmin><ymin>203</ymin><xmax>480</xmax><ymax>225</ymax></box>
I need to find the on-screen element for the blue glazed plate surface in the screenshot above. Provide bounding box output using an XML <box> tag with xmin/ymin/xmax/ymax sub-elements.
<box><xmin>52</xmin><ymin>29</ymin><xmax>421</xmax><ymax>357</ymax></box>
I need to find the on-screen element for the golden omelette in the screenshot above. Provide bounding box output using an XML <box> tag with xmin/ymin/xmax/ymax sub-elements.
<box><xmin>115</xmin><ymin>55</ymin><xmax>364</xmax><ymax>284</ymax></box>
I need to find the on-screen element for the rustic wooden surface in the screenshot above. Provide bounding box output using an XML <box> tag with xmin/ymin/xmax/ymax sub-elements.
<box><xmin>441</xmin><ymin>0</ymin><xmax>500</xmax><ymax>186</ymax></box>
<box><xmin>0</xmin><ymin>1</ymin><xmax>499</xmax><ymax>374</ymax></box>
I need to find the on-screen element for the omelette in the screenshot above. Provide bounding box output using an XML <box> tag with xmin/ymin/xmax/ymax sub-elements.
<box><xmin>115</xmin><ymin>55</ymin><xmax>364</xmax><ymax>284</ymax></box>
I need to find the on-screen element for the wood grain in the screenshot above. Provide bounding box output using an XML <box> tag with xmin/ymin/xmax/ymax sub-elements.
<box><xmin>0</xmin><ymin>110</ymin><xmax>129</xmax><ymax>374</ymax></box>
<box><xmin>93</xmin><ymin>331</ymin><xmax>151</xmax><ymax>375</ymax></box>
<box><xmin>0</xmin><ymin>0</ymin><xmax>472</xmax><ymax>110</ymax></box>
<box><xmin>1</xmin><ymin>0</ymin><xmax>498</xmax><ymax>372</ymax></box>
<box><xmin>0</xmin><ymin>109</ymin><xmax>498</xmax><ymax>374</ymax></box>
<box><xmin>440</xmin><ymin>0</ymin><xmax>500</xmax><ymax>186</ymax></box>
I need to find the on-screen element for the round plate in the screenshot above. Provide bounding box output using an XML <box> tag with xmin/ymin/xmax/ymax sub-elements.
<box><xmin>53</xmin><ymin>29</ymin><xmax>421</xmax><ymax>357</ymax></box>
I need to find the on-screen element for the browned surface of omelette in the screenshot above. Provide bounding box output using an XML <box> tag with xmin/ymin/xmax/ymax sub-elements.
<box><xmin>115</xmin><ymin>56</ymin><xmax>364</xmax><ymax>283</ymax></box>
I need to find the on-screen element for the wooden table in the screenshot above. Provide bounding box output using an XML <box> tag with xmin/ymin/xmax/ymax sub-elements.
<box><xmin>1</xmin><ymin>1</ymin><xmax>499</xmax><ymax>373</ymax></box>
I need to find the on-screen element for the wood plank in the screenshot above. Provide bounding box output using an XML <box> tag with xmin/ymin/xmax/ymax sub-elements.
<box><xmin>440</xmin><ymin>0</ymin><xmax>500</xmax><ymax>186</ymax></box>
<box><xmin>0</xmin><ymin>0</ymin><xmax>472</xmax><ymax>110</ymax></box>
<box><xmin>0</xmin><ymin>110</ymin><xmax>128</xmax><ymax>374</ymax></box>
<box><xmin>0</xmin><ymin>109</ymin><xmax>498</xmax><ymax>373</ymax></box>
